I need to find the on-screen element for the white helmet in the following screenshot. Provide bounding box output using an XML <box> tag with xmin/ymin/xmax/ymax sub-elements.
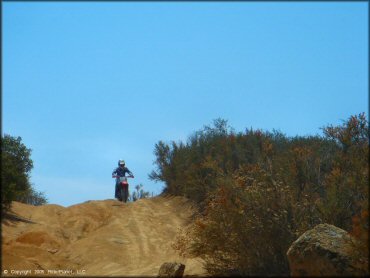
<box><xmin>118</xmin><ymin>159</ymin><xmax>125</xmax><ymax>166</ymax></box>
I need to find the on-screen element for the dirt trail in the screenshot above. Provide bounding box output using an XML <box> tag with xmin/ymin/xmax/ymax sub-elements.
<box><xmin>2</xmin><ymin>195</ymin><xmax>207</xmax><ymax>276</ymax></box>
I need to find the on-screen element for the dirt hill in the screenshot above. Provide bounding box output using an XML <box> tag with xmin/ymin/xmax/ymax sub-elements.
<box><xmin>2</xmin><ymin>195</ymin><xmax>207</xmax><ymax>276</ymax></box>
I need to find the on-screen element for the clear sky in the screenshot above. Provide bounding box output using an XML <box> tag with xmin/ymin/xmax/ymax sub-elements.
<box><xmin>3</xmin><ymin>2</ymin><xmax>368</xmax><ymax>207</ymax></box>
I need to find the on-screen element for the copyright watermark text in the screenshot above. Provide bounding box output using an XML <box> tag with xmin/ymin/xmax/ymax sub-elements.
<box><xmin>3</xmin><ymin>269</ymin><xmax>86</xmax><ymax>276</ymax></box>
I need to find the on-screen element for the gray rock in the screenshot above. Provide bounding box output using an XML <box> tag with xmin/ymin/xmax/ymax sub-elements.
<box><xmin>287</xmin><ymin>223</ymin><xmax>368</xmax><ymax>276</ymax></box>
<box><xmin>158</xmin><ymin>262</ymin><xmax>185</xmax><ymax>277</ymax></box>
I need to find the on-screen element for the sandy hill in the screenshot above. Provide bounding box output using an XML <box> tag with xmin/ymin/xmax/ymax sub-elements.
<box><xmin>2</xmin><ymin>195</ymin><xmax>207</xmax><ymax>276</ymax></box>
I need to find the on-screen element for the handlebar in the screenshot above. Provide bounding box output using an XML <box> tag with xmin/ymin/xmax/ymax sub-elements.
<box><xmin>112</xmin><ymin>175</ymin><xmax>134</xmax><ymax>178</ymax></box>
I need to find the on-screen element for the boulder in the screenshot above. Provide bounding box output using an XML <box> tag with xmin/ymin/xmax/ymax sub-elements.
<box><xmin>158</xmin><ymin>262</ymin><xmax>185</xmax><ymax>277</ymax></box>
<box><xmin>287</xmin><ymin>223</ymin><xmax>368</xmax><ymax>276</ymax></box>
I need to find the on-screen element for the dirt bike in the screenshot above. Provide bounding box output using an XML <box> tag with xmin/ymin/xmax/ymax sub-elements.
<box><xmin>113</xmin><ymin>175</ymin><xmax>134</xmax><ymax>203</ymax></box>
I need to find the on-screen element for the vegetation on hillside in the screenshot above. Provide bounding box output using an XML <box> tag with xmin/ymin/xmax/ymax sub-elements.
<box><xmin>151</xmin><ymin>113</ymin><xmax>369</xmax><ymax>276</ymax></box>
<box><xmin>1</xmin><ymin>134</ymin><xmax>47</xmax><ymax>211</ymax></box>
<box><xmin>130</xmin><ymin>183</ymin><xmax>152</xmax><ymax>201</ymax></box>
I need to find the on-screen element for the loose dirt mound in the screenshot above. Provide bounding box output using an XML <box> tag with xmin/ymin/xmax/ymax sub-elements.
<box><xmin>2</xmin><ymin>195</ymin><xmax>207</xmax><ymax>276</ymax></box>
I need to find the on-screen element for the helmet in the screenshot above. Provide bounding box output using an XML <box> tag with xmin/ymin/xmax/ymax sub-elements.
<box><xmin>118</xmin><ymin>159</ymin><xmax>125</xmax><ymax>166</ymax></box>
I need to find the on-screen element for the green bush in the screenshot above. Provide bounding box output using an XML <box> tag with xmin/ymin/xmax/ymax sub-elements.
<box><xmin>1</xmin><ymin>134</ymin><xmax>47</xmax><ymax>211</ymax></box>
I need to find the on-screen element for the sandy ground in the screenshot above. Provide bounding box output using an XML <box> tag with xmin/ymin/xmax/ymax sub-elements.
<box><xmin>2</xmin><ymin>195</ymin><xmax>207</xmax><ymax>277</ymax></box>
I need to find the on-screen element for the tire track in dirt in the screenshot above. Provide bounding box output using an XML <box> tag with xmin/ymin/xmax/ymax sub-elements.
<box><xmin>2</xmin><ymin>195</ymin><xmax>207</xmax><ymax>276</ymax></box>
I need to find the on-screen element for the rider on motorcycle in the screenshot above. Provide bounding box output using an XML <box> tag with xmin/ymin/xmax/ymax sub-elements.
<box><xmin>112</xmin><ymin>159</ymin><xmax>134</xmax><ymax>200</ymax></box>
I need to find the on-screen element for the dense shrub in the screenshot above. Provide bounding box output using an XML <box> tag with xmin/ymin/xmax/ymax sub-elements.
<box><xmin>155</xmin><ymin>113</ymin><xmax>368</xmax><ymax>275</ymax></box>
<box><xmin>174</xmin><ymin>166</ymin><xmax>324</xmax><ymax>276</ymax></box>
<box><xmin>317</xmin><ymin>113</ymin><xmax>369</xmax><ymax>231</ymax></box>
<box><xmin>1</xmin><ymin>134</ymin><xmax>47</xmax><ymax>211</ymax></box>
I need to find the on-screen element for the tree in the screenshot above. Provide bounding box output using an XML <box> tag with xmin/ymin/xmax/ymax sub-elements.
<box><xmin>1</xmin><ymin>134</ymin><xmax>47</xmax><ymax>211</ymax></box>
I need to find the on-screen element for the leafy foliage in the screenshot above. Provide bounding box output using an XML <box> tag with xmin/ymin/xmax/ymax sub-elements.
<box><xmin>1</xmin><ymin>134</ymin><xmax>47</xmax><ymax>210</ymax></box>
<box><xmin>152</xmin><ymin>114</ymin><xmax>369</xmax><ymax>275</ymax></box>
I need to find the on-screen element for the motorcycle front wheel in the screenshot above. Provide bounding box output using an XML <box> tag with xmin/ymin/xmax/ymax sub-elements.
<box><xmin>121</xmin><ymin>187</ymin><xmax>128</xmax><ymax>203</ymax></box>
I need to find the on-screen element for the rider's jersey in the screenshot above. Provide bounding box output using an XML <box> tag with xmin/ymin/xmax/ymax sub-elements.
<box><xmin>112</xmin><ymin>166</ymin><xmax>133</xmax><ymax>178</ymax></box>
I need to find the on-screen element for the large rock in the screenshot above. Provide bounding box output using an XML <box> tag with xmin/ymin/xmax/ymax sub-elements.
<box><xmin>287</xmin><ymin>223</ymin><xmax>368</xmax><ymax>276</ymax></box>
<box><xmin>158</xmin><ymin>262</ymin><xmax>185</xmax><ymax>277</ymax></box>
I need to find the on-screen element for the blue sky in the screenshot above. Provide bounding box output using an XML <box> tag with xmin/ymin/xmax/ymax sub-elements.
<box><xmin>3</xmin><ymin>2</ymin><xmax>368</xmax><ymax>206</ymax></box>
